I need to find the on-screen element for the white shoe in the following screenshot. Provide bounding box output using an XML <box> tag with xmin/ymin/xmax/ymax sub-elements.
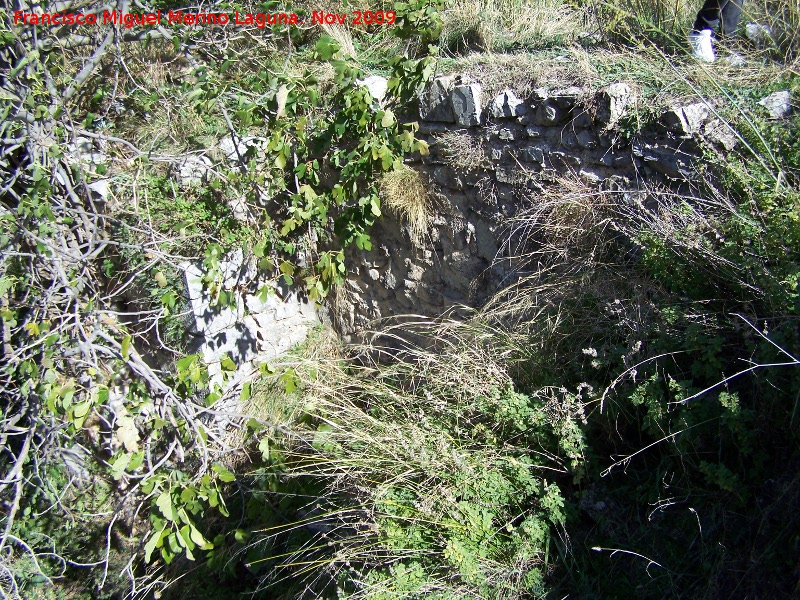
<box><xmin>689</xmin><ymin>29</ymin><xmax>715</xmax><ymax>62</ymax></box>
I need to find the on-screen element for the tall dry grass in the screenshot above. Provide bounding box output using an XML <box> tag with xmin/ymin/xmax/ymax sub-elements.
<box><xmin>441</xmin><ymin>0</ymin><xmax>586</xmax><ymax>54</ymax></box>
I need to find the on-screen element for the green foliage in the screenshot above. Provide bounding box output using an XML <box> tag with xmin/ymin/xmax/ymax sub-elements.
<box><xmin>141</xmin><ymin>468</ymin><xmax>230</xmax><ymax>564</ymax></box>
<box><xmin>219</xmin><ymin>330</ymin><xmax>578</xmax><ymax>598</ymax></box>
<box><xmin>169</xmin><ymin>13</ymin><xmax>437</xmax><ymax>302</ymax></box>
<box><xmin>393</xmin><ymin>0</ymin><xmax>444</xmax><ymax>49</ymax></box>
<box><xmin>10</xmin><ymin>0</ymin><xmax>800</xmax><ymax>598</ymax></box>
<box><xmin>2</xmin><ymin>0</ymin><xmax>438</xmax><ymax>596</ymax></box>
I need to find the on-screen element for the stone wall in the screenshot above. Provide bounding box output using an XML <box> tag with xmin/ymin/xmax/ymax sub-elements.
<box><xmin>323</xmin><ymin>75</ymin><xmax>735</xmax><ymax>342</ymax></box>
<box><xmin>184</xmin><ymin>74</ymin><xmax>740</xmax><ymax>361</ymax></box>
<box><xmin>183</xmin><ymin>249</ymin><xmax>318</xmax><ymax>387</ymax></box>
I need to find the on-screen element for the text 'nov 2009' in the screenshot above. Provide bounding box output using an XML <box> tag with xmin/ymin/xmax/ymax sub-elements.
<box><xmin>13</xmin><ymin>10</ymin><xmax>397</xmax><ymax>29</ymax></box>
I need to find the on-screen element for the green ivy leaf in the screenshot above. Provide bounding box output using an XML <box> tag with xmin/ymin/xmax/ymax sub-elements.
<box><xmin>156</xmin><ymin>491</ymin><xmax>176</xmax><ymax>521</ymax></box>
<box><xmin>111</xmin><ymin>452</ymin><xmax>131</xmax><ymax>480</ymax></box>
<box><xmin>315</xmin><ymin>35</ymin><xmax>340</xmax><ymax>60</ymax></box>
<box><xmin>212</xmin><ymin>463</ymin><xmax>236</xmax><ymax>482</ymax></box>
<box><xmin>73</xmin><ymin>401</ymin><xmax>91</xmax><ymax>419</ymax></box>
<box><xmin>189</xmin><ymin>523</ymin><xmax>207</xmax><ymax>547</ymax></box>
<box><xmin>234</xmin><ymin>529</ymin><xmax>251</xmax><ymax>543</ymax></box>
<box><xmin>381</xmin><ymin>109</ymin><xmax>396</xmax><ymax>128</ymax></box>
<box><xmin>179</xmin><ymin>524</ymin><xmax>196</xmax><ymax>551</ymax></box>
<box><xmin>258</xmin><ymin>437</ymin><xmax>270</xmax><ymax>461</ymax></box>
<box><xmin>280</xmin><ymin>368</ymin><xmax>298</xmax><ymax>393</ymax></box>
<box><xmin>144</xmin><ymin>524</ymin><xmax>166</xmax><ymax>563</ymax></box>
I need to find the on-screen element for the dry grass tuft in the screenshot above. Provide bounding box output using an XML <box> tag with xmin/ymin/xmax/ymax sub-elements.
<box><xmin>379</xmin><ymin>166</ymin><xmax>431</xmax><ymax>243</ymax></box>
<box><xmin>441</xmin><ymin>0</ymin><xmax>586</xmax><ymax>55</ymax></box>
<box><xmin>454</xmin><ymin>48</ymin><xmax>599</xmax><ymax>100</ymax></box>
<box><xmin>434</xmin><ymin>130</ymin><xmax>488</xmax><ymax>171</ymax></box>
<box><xmin>320</xmin><ymin>23</ymin><xmax>357</xmax><ymax>58</ymax></box>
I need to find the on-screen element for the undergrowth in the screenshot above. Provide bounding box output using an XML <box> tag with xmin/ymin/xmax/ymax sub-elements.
<box><xmin>5</xmin><ymin>0</ymin><xmax>800</xmax><ymax>598</ymax></box>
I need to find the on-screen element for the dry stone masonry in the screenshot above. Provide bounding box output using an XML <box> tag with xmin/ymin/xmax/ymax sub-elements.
<box><xmin>185</xmin><ymin>74</ymin><xmax>792</xmax><ymax>363</ymax></box>
<box><xmin>324</xmin><ymin>76</ymin><xmax>756</xmax><ymax>342</ymax></box>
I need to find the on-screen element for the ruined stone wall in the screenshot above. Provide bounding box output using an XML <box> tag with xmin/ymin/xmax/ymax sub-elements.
<box><xmin>324</xmin><ymin>75</ymin><xmax>734</xmax><ymax>342</ymax></box>
<box><xmin>182</xmin><ymin>250</ymin><xmax>318</xmax><ymax>388</ymax></box>
<box><xmin>182</xmin><ymin>73</ymin><xmax>737</xmax><ymax>364</ymax></box>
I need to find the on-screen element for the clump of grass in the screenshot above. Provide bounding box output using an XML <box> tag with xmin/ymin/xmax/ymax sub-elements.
<box><xmin>453</xmin><ymin>49</ymin><xmax>598</xmax><ymax>100</ymax></box>
<box><xmin>440</xmin><ymin>2</ymin><xmax>491</xmax><ymax>54</ymax></box>
<box><xmin>242</xmin><ymin>317</ymin><xmax>574</xmax><ymax>599</ymax></box>
<box><xmin>595</xmin><ymin>0</ymin><xmax>696</xmax><ymax>49</ymax></box>
<box><xmin>320</xmin><ymin>22</ymin><xmax>358</xmax><ymax>58</ymax></box>
<box><xmin>379</xmin><ymin>166</ymin><xmax>431</xmax><ymax>243</ymax></box>
<box><xmin>441</xmin><ymin>0</ymin><xmax>585</xmax><ymax>55</ymax></box>
<box><xmin>434</xmin><ymin>130</ymin><xmax>487</xmax><ymax>171</ymax></box>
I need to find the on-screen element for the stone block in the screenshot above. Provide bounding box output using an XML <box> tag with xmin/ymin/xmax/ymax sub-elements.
<box><xmin>419</xmin><ymin>75</ymin><xmax>456</xmax><ymax>122</ymax></box>
<box><xmin>489</xmin><ymin>144</ymin><xmax>513</xmax><ymax>163</ymax></box>
<box><xmin>576</xmin><ymin>129</ymin><xmax>596</xmax><ymax>149</ymax></box>
<box><xmin>758</xmin><ymin>90</ymin><xmax>792</xmax><ymax>119</ymax></box>
<box><xmin>498</xmin><ymin>127</ymin><xmax>516</xmax><ymax>141</ymax></box>
<box><xmin>496</xmin><ymin>167</ymin><xmax>527</xmax><ymax>184</ymax></box>
<box><xmin>417</xmin><ymin>284</ymin><xmax>444</xmax><ymax>306</ymax></box>
<box><xmin>597</xmin><ymin>83</ymin><xmax>632</xmax><ymax>127</ymax></box>
<box><xmin>579</xmin><ymin>169</ymin><xmax>603</xmax><ymax>184</ymax></box>
<box><xmin>356</xmin><ymin>75</ymin><xmax>388</xmax><ymax>104</ymax></box>
<box><xmin>475</xmin><ymin>221</ymin><xmax>498</xmax><ymax>261</ymax></box>
<box><xmin>219</xmin><ymin>135</ymin><xmax>267</xmax><ymax>163</ymax></box>
<box><xmin>703</xmin><ymin>119</ymin><xmax>737</xmax><ymax>151</ymax></box>
<box><xmin>517</xmin><ymin>113</ymin><xmax>533</xmax><ymax>125</ymax></box>
<box><xmin>536</xmin><ymin>103</ymin><xmax>562</xmax><ymax>125</ymax></box>
<box><xmin>220</xmin><ymin>248</ymin><xmax>257</xmax><ymax>289</ymax></box>
<box><xmin>432</xmin><ymin>165</ymin><xmax>449</xmax><ymax>184</ymax></box>
<box><xmin>451</xmin><ymin>83</ymin><xmax>482</xmax><ymax>127</ymax></box>
<box><xmin>662</xmin><ymin>102</ymin><xmax>710</xmax><ymax>135</ymax></box>
<box><xmin>175</xmin><ymin>155</ymin><xmax>212</xmax><ymax>187</ymax></box>
<box><xmin>531</xmin><ymin>87</ymin><xmax>549</xmax><ymax>103</ymax></box>
<box><xmin>182</xmin><ymin>254</ymin><xmax>317</xmax><ymax>389</ymax></box>
<box><xmin>572</xmin><ymin>112</ymin><xmax>593</xmax><ymax>128</ymax></box>
<box><xmin>636</xmin><ymin>143</ymin><xmax>695</xmax><ymax>179</ymax></box>
<box><xmin>489</xmin><ymin>89</ymin><xmax>528</xmax><ymax>118</ymax></box>
<box><xmin>522</xmin><ymin>146</ymin><xmax>545</xmax><ymax>163</ymax></box>
<box><xmin>550</xmin><ymin>151</ymin><xmax>581</xmax><ymax>167</ymax></box>
<box><xmin>496</xmin><ymin>185</ymin><xmax>515</xmax><ymax>201</ymax></box>
<box><xmin>395</xmin><ymin>287</ymin><xmax>415</xmax><ymax>308</ymax></box>
<box><xmin>381</xmin><ymin>269</ymin><xmax>398</xmax><ymax>290</ymax></box>
<box><xmin>67</xmin><ymin>136</ymin><xmax>108</xmax><ymax>173</ymax></box>
<box><xmin>418</xmin><ymin>122</ymin><xmax>451</xmax><ymax>134</ymax></box>
<box><xmin>561</xmin><ymin>132</ymin><xmax>579</xmax><ymax>149</ymax></box>
<box><xmin>551</xmin><ymin>86</ymin><xmax>582</xmax><ymax>110</ymax></box>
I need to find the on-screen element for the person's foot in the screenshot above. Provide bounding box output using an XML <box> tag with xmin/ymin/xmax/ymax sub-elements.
<box><xmin>689</xmin><ymin>29</ymin><xmax>715</xmax><ymax>62</ymax></box>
